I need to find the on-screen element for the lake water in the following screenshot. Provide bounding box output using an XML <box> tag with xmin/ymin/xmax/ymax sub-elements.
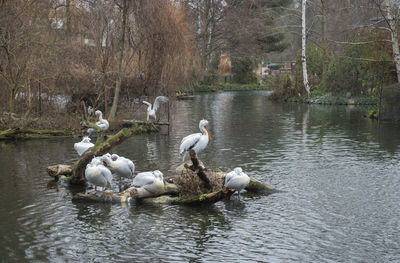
<box><xmin>1</xmin><ymin>91</ymin><xmax>400</xmax><ymax>262</ymax></box>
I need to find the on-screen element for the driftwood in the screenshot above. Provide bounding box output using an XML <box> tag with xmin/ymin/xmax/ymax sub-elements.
<box><xmin>71</xmin><ymin>128</ymin><xmax>132</xmax><ymax>184</ymax></box>
<box><xmin>0</xmin><ymin>128</ymin><xmax>72</xmax><ymax>140</ymax></box>
<box><xmin>72</xmin><ymin>182</ymin><xmax>179</xmax><ymax>203</ymax></box>
<box><xmin>187</xmin><ymin>149</ymin><xmax>212</xmax><ymax>189</ymax></box>
<box><xmin>47</xmin><ymin>164</ymin><xmax>73</xmax><ymax>180</ymax></box>
<box><xmin>120</xmin><ymin>120</ymin><xmax>170</xmax><ymax>126</ymax></box>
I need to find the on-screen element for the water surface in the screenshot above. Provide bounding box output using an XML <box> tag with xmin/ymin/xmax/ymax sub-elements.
<box><xmin>1</xmin><ymin>91</ymin><xmax>400</xmax><ymax>262</ymax></box>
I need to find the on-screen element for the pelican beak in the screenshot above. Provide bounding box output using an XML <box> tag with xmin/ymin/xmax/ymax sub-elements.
<box><xmin>96</xmin><ymin>115</ymin><xmax>99</xmax><ymax>122</ymax></box>
<box><xmin>205</xmin><ymin>126</ymin><xmax>212</xmax><ymax>140</ymax></box>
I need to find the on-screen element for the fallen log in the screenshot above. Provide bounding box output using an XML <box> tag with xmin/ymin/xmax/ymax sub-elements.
<box><xmin>121</xmin><ymin>120</ymin><xmax>170</xmax><ymax>126</ymax></box>
<box><xmin>72</xmin><ymin>182</ymin><xmax>179</xmax><ymax>203</ymax></box>
<box><xmin>70</xmin><ymin>128</ymin><xmax>132</xmax><ymax>184</ymax></box>
<box><xmin>0</xmin><ymin>128</ymin><xmax>72</xmax><ymax>140</ymax></box>
<box><xmin>47</xmin><ymin>164</ymin><xmax>73</xmax><ymax>181</ymax></box>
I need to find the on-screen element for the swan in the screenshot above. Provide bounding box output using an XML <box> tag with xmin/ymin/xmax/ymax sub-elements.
<box><xmin>142</xmin><ymin>96</ymin><xmax>169</xmax><ymax>121</ymax></box>
<box><xmin>179</xmin><ymin>119</ymin><xmax>211</xmax><ymax>160</ymax></box>
<box><xmin>132</xmin><ymin>170</ymin><xmax>165</xmax><ymax>195</ymax></box>
<box><xmin>87</xmin><ymin>110</ymin><xmax>109</xmax><ymax>134</ymax></box>
<box><xmin>74</xmin><ymin>136</ymin><xmax>94</xmax><ymax>156</ymax></box>
<box><xmin>85</xmin><ymin>158</ymin><xmax>113</xmax><ymax>195</ymax></box>
<box><xmin>224</xmin><ymin>167</ymin><xmax>250</xmax><ymax>198</ymax></box>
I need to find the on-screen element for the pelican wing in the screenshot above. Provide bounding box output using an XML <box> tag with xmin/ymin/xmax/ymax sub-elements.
<box><xmin>100</xmin><ymin>165</ymin><xmax>113</xmax><ymax>188</ymax></box>
<box><xmin>132</xmin><ymin>172</ymin><xmax>155</xmax><ymax>187</ymax></box>
<box><xmin>224</xmin><ymin>170</ymin><xmax>236</xmax><ymax>186</ymax></box>
<box><xmin>179</xmin><ymin>133</ymin><xmax>201</xmax><ymax>155</ymax></box>
<box><xmin>98</xmin><ymin>120</ymin><xmax>109</xmax><ymax>131</ymax></box>
<box><xmin>153</xmin><ymin>96</ymin><xmax>169</xmax><ymax>112</ymax></box>
<box><xmin>74</xmin><ymin>142</ymin><xmax>94</xmax><ymax>156</ymax></box>
<box><xmin>142</xmin><ymin>101</ymin><xmax>152</xmax><ymax>108</ymax></box>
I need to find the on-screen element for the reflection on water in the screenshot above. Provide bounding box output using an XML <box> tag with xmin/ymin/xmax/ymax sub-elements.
<box><xmin>1</xmin><ymin>91</ymin><xmax>400</xmax><ymax>262</ymax></box>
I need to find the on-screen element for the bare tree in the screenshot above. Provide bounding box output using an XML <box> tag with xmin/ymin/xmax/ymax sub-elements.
<box><xmin>301</xmin><ymin>0</ymin><xmax>311</xmax><ymax>97</ymax></box>
<box><xmin>108</xmin><ymin>0</ymin><xmax>128</xmax><ymax>120</ymax></box>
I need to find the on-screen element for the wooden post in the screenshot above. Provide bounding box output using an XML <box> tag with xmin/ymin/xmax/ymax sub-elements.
<box><xmin>189</xmin><ymin>149</ymin><xmax>211</xmax><ymax>189</ymax></box>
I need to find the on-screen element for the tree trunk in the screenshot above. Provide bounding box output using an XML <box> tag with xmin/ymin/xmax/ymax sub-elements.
<box><xmin>385</xmin><ymin>0</ymin><xmax>400</xmax><ymax>82</ymax></box>
<box><xmin>320</xmin><ymin>0</ymin><xmax>328</xmax><ymax>91</ymax></box>
<box><xmin>302</xmin><ymin>0</ymin><xmax>311</xmax><ymax>97</ymax></box>
<box><xmin>109</xmin><ymin>0</ymin><xmax>128</xmax><ymax>120</ymax></box>
<box><xmin>71</xmin><ymin>128</ymin><xmax>132</xmax><ymax>184</ymax></box>
<box><xmin>9</xmin><ymin>89</ymin><xmax>15</xmax><ymax>113</ymax></box>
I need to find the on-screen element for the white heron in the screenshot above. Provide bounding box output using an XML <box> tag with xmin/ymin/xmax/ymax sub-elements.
<box><xmin>179</xmin><ymin>119</ymin><xmax>211</xmax><ymax>161</ymax></box>
<box><xmin>224</xmin><ymin>167</ymin><xmax>250</xmax><ymax>198</ymax></box>
<box><xmin>132</xmin><ymin>170</ymin><xmax>165</xmax><ymax>195</ymax></box>
<box><xmin>85</xmin><ymin>158</ymin><xmax>113</xmax><ymax>195</ymax></box>
<box><xmin>74</xmin><ymin>136</ymin><xmax>94</xmax><ymax>156</ymax></box>
<box><xmin>87</xmin><ymin>110</ymin><xmax>109</xmax><ymax>134</ymax></box>
<box><xmin>142</xmin><ymin>96</ymin><xmax>169</xmax><ymax>121</ymax></box>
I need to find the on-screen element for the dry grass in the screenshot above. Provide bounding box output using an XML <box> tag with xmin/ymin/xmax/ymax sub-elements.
<box><xmin>173</xmin><ymin>164</ymin><xmax>226</xmax><ymax>198</ymax></box>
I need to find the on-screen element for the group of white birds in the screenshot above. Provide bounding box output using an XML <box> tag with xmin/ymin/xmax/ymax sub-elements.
<box><xmin>73</xmin><ymin>96</ymin><xmax>250</xmax><ymax>198</ymax></box>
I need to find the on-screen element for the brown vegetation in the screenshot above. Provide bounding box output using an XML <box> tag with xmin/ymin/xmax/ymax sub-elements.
<box><xmin>0</xmin><ymin>0</ymin><xmax>196</xmax><ymax>129</ymax></box>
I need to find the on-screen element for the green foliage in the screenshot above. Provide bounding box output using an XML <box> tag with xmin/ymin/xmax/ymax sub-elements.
<box><xmin>194</xmin><ymin>83</ymin><xmax>268</xmax><ymax>92</ymax></box>
<box><xmin>291</xmin><ymin>29</ymin><xmax>396</xmax><ymax>99</ymax></box>
<box><xmin>231</xmin><ymin>56</ymin><xmax>258</xmax><ymax>84</ymax></box>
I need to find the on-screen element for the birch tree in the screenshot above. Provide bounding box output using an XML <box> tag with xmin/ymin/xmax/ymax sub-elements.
<box><xmin>301</xmin><ymin>0</ymin><xmax>311</xmax><ymax>97</ymax></box>
<box><xmin>383</xmin><ymin>0</ymin><xmax>400</xmax><ymax>82</ymax></box>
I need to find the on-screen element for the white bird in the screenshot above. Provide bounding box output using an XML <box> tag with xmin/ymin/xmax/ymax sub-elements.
<box><xmin>101</xmin><ymin>154</ymin><xmax>134</xmax><ymax>191</ymax></box>
<box><xmin>87</xmin><ymin>110</ymin><xmax>109</xmax><ymax>134</ymax></box>
<box><xmin>74</xmin><ymin>136</ymin><xmax>94</xmax><ymax>156</ymax></box>
<box><xmin>179</xmin><ymin>119</ymin><xmax>211</xmax><ymax>160</ymax></box>
<box><xmin>142</xmin><ymin>96</ymin><xmax>169</xmax><ymax>121</ymax></box>
<box><xmin>85</xmin><ymin>158</ymin><xmax>113</xmax><ymax>195</ymax></box>
<box><xmin>132</xmin><ymin>170</ymin><xmax>165</xmax><ymax>195</ymax></box>
<box><xmin>224</xmin><ymin>167</ymin><xmax>250</xmax><ymax>198</ymax></box>
<box><xmin>87</xmin><ymin>106</ymin><xmax>94</xmax><ymax>116</ymax></box>
<box><xmin>101</xmin><ymin>155</ymin><xmax>134</xmax><ymax>178</ymax></box>
<box><xmin>111</xmin><ymin>154</ymin><xmax>135</xmax><ymax>174</ymax></box>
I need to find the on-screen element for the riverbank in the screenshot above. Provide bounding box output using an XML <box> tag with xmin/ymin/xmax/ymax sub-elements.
<box><xmin>194</xmin><ymin>83</ymin><xmax>270</xmax><ymax>92</ymax></box>
<box><xmin>269</xmin><ymin>92</ymin><xmax>378</xmax><ymax>105</ymax></box>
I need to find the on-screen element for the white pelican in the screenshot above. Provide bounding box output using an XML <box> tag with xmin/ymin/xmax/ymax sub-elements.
<box><xmin>142</xmin><ymin>96</ymin><xmax>169</xmax><ymax>121</ymax></box>
<box><xmin>111</xmin><ymin>154</ymin><xmax>135</xmax><ymax>174</ymax></box>
<box><xmin>87</xmin><ymin>110</ymin><xmax>109</xmax><ymax>134</ymax></box>
<box><xmin>224</xmin><ymin>167</ymin><xmax>250</xmax><ymax>198</ymax></box>
<box><xmin>85</xmin><ymin>158</ymin><xmax>113</xmax><ymax>195</ymax></box>
<box><xmin>132</xmin><ymin>170</ymin><xmax>165</xmax><ymax>195</ymax></box>
<box><xmin>101</xmin><ymin>154</ymin><xmax>134</xmax><ymax>191</ymax></box>
<box><xmin>179</xmin><ymin>119</ymin><xmax>211</xmax><ymax>160</ymax></box>
<box><xmin>74</xmin><ymin>136</ymin><xmax>94</xmax><ymax>156</ymax></box>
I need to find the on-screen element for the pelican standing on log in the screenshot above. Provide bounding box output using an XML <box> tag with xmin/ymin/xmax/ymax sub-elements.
<box><xmin>224</xmin><ymin>167</ymin><xmax>250</xmax><ymax>198</ymax></box>
<box><xmin>87</xmin><ymin>110</ymin><xmax>109</xmax><ymax>135</ymax></box>
<box><xmin>101</xmin><ymin>154</ymin><xmax>135</xmax><ymax>191</ymax></box>
<box><xmin>142</xmin><ymin>96</ymin><xmax>169</xmax><ymax>121</ymax></box>
<box><xmin>179</xmin><ymin>119</ymin><xmax>211</xmax><ymax>160</ymax></box>
<box><xmin>85</xmin><ymin>158</ymin><xmax>113</xmax><ymax>196</ymax></box>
